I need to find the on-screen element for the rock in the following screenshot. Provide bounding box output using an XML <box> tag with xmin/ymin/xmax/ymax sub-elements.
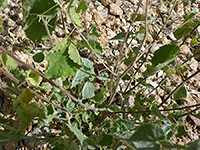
<box><xmin>93</xmin><ymin>11</ymin><xmax>104</xmax><ymax>25</ymax></box>
<box><xmin>106</xmin><ymin>28</ymin><xmax>116</xmax><ymax>39</ymax></box>
<box><xmin>85</xmin><ymin>12</ymin><xmax>92</xmax><ymax>22</ymax></box>
<box><xmin>100</xmin><ymin>0</ymin><xmax>112</xmax><ymax>6</ymax></box>
<box><xmin>109</xmin><ymin>3</ymin><xmax>123</xmax><ymax>16</ymax></box>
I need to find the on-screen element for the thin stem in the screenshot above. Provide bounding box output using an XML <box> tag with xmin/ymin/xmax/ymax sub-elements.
<box><xmin>107</xmin><ymin>0</ymin><xmax>148</xmax><ymax>106</ymax></box>
<box><xmin>154</xmin><ymin>0</ymin><xmax>178</xmax><ymax>39</ymax></box>
<box><xmin>159</xmin><ymin>69</ymin><xmax>200</xmax><ymax>107</ymax></box>
<box><xmin>177</xmin><ymin>106</ymin><xmax>200</xmax><ymax>119</ymax></box>
<box><xmin>0</xmin><ymin>68</ymin><xmax>20</xmax><ymax>84</ymax></box>
<box><xmin>108</xmin><ymin>103</ymin><xmax>200</xmax><ymax>114</ymax></box>
<box><xmin>76</xmin><ymin>26</ymin><xmax>117</xmax><ymax>76</ymax></box>
<box><xmin>114</xmin><ymin>0</ymin><xmax>143</xmax><ymax>73</ymax></box>
<box><xmin>0</xmin><ymin>47</ymin><xmax>107</xmax><ymax>112</ymax></box>
<box><xmin>41</xmin><ymin>16</ymin><xmax>54</xmax><ymax>47</ymax></box>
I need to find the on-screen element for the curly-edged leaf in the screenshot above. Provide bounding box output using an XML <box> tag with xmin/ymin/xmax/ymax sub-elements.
<box><xmin>173</xmin><ymin>85</ymin><xmax>187</xmax><ymax>100</ymax></box>
<box><xmin>174</xmin><ymin>20</ymin><xmax>200</xmax><ymax>40</ymax></box>
<box><xmin>22</xmin><ymin>0</ymin><xmax>59</xmax><ymax>42</ymax></box>
<box><xmin>67</xmin><ymin>124</ymin><xmax>86</xmax><ymax>145</ymax></box>
<box><xmin>152</xmin><ymin>44</ymin><xmax>180</xmax><ymax>66</ymax></box>
<box><xmin>110</xmin><ymin>32</ymin><xmax>126</xmax><ymax>41</ymax></box>
<box><xmin>68</xmin><ymin>42</ymin><xmax>81</xmax><ymax>65</ymax></box>
<box><xmin>68</xmin><ymin>0</ymin><xmax>82</xmax><ymax>28</ymax></box>
<box><xmin>82</xmin><ymin>82</ymin><xmax>95</xmax><ymax>100</ymax></box>
<box><xmin>27</xmin><ymin>70</ymin><xmax>42</xmax><ymax>86</ymax></box>
<box><xmin>129</xmin><ymin>124</ymin><xmax>165</xmax><ymax>142</ymax></box>
<box><xmin>45</xmin><ymin>37</ymin><xmax>81</xmax><ymax>78</ymax></box>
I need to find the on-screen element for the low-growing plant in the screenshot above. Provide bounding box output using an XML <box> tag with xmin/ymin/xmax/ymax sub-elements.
<box><xmin>0</xmin><ymin>0</ymin><xmax>200</xmax><ymax>149</ymax></box>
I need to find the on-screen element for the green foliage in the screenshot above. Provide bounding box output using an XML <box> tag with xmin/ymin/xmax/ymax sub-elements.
<box><xmin>173</xmin><ymin>85</ymin><xmax>187</xmax><ymax>100</ymax></box>
<box><xmin>45</xmin><ymin>37</ymin><xmax>81</xmax><ymax>78</ymax></box>
<box><xmin>174</xmin><ymin>19</ymin><xmax>200</xmax><ymax>40</ymax></box>
<box><xmin>2</xmin><ymin>52</ymin><xmax>18</xmax><ymax>71</ymax></box>
<box><xmin>110</xmin><ymin>32</ymin><xmax>126</xmax><ymax>41</ymax></box>
<box><xmin>21</xmin><ymin>0</ymin><xmax>59</xmax><ymax>42</ymax></box>
<box><xmin>143</xmin><ymin>44</ymin><xmax>180</xmax><ymax>77</ymax></box>
<box><xmin>68</xmin><ymin>0</ymin><xmax>83</xmax><ymax>28</ymax></box>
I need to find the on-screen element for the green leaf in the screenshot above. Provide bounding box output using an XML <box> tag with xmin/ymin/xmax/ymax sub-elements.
<box><xmin>98</xmin><ymin>132</ymin><xmax>113</xmax><ymax>147</ymax></box>
<box><xmin>151</xmin><ymin>105</ymin><xmax>163</xmax><ymax>119</ymax></box>
<box><xmin>187</xmin><ymin>140</ymin><xmax>200</xmax><ymax>150</ymax></box>
<box><xmin>33</xmin><ymin>52</ymin><xmax>44</xmax><ymax>63</ymax></box>
<box><xmin>133</xmin><ymin>141</ymin><xmax>161</xmax><ymax>150</ymax></box>
<box><xmin>152</xmin><ymin>44</ymin><xmax>180</xmax><ymax>66</ymax></box>
<box><xmin>0</xmin><ymin>18</ymin><xmax>3</xmax><ymax>33</ymax></box>
<box><xmin>20</xmin><ymin>88</ymin><xmax>34</xmax><ymax>104</ymax></box>
<box><xmin>71</xmin><ymin>58</ymin><xmax>94</xmax><ymax>88</ymax></box>
<box><xmin>27</xmin><ymin>70</ymin><xmax>42</xmax><ymax>86</ymax></box>
<box><xmin>2</xmin><ymin>52</ymin><xmax>18</xmax><ymax>71</ymax></box>
<box><xmin>173</xmin><ymin>85</ymin><xmax>187</xmax><ymax>100</ymax></box>
<box><xmin>71</xmin><ymin>69</ymin><xmax>90</xmax><ymax>88</ymax></box>
<box><xmin>77</xmin><ymin>0</ymin><xmax>90</xmax><ymax>16</ymax></box>
<box><xmin>174</xmin><ymin>20</ymin><xmax>200</xmax><ymax>40</ymax></box>
<box><xmin>129</xmin><ymin>124</ymin><xmax>165</xmax><ymax>142</ymax></box>
<box><xmin>82</xmin><ymin>82</ymin><xmax>95</xmax><ymax>100</ymax></box>
<box><xmin>92</xmin><ymin>88</ymin><xmax>109</xmax><ymax>105</ymax></box>
<box><xmin>68</xmin><ymin>0</ymin><xmax>82</xmax><ymax>28</ymax></box>
<box><xmin>22</xmin><ymin>0</ymin><xmax>59</xmax><ymax>42</ymax></box>
<box><xmin>0</xmin><ymin>0</ymin><xmax>7</xmax><ymax>11</ymax></box>
<box><xmin>176</xmin><ymin>125</ymin><xmax>187</xmax><ymax>138</ymax></box>
<box><xmin>67</xmin><ymin>124</ymin><xmax>85</xmax><ymax>145</ymax></box>
<box><xmin>110</xmin><ymin>32</ymin><xmax>126</xmax><ymax>41</ymax></box>
<box><xmin>45</xmin><ymin>37</ymin><xmax>81</xmax><ymax>78</ymax></box>
<box><xmin>131</xmin><ymin>14</ymin><xmax>146</xmax><ymax>21</ymax></box>
<box><xmin>13</xmin><ymin>96</ymin><xmax>39</xmax><ymax>132</ymax></box>
<box><xmin>81</xmin><ymin>57</ymin><xmax>93</xmax><ymax>69</ymax></box>
<box><xmin>68</xmin><ymin>42</ymin><xmax>82</xmax><ymax>65</ymax></box>
<box><xmin>38</xmin><ymin>104</ymin><xmax>56</xmax><ymax>128</ymax></box>
<box><xmin>184</xmin><ymin>9</ymin><xmax>197</xmax><ymax>22</ymax></box>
